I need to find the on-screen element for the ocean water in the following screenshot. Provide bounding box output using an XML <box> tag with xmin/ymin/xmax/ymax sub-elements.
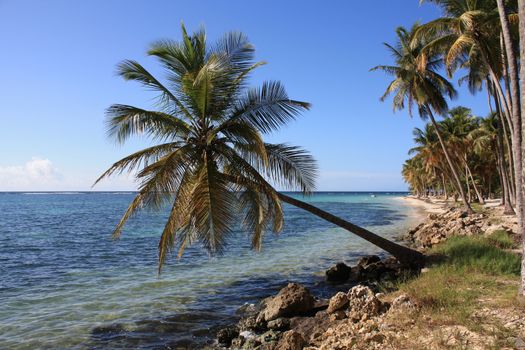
<box><xmin>0</xmin><ymin>192</ymin><xmax>423</xmax><ymax>349</ymax></box>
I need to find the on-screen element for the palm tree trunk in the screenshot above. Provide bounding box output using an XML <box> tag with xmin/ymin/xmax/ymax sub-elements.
<box><xmin>496</xmin><ymin>109</ymin><xmax>515</xmax><ymax>214</ymax></box>
<box><xmin>277</xmin><ymin>192</ymin><xmax>425</xmax><ymax>267</ymax></box>
<box><xmin>464</xmin><ymin>157</ymin><xmax>484</xmax><ymax>205</ymax></box>
<box><xmin>497</xmin><ymin>0</ymin><xmax>521</xmax><ymax>134</ymax></box>
<box><xmin>465</xmin><ymin>164</ymin><xmax>471</xmax><ymax>202</ymax></box>
<box><xmin>441</xmin><ymin>172</ymin><xmax>448</xmax><ymax>200</ymax></box>
<box><xmin>516</xmin><ymin>0</ymin><xmax>525</xmax><ymax>296</ymax></box>
<box><xmin>426</xmin><ymin>107</ymin><xmax>474</xmax><ymax>214</ymax></box>
<box><xmin>494</xmin><ymin>86</ymin><xmax>516</xmax><ymax>203</ymax></box>
<box><xmin>498</xmin><ymin>5</ymin><xmax>523</xmax><ymax>278</ymax></box>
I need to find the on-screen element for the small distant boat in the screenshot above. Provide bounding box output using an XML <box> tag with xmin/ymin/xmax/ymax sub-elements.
<box><xmin>370</xmin><ymin>194</ymin><xmax>376</xmax><ymax>198</ymax></box>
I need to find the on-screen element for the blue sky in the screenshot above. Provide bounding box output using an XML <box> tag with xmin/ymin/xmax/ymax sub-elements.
<box><xmin>0</xmin><ymin>0</ymin><xmax>489</xmax><ymax>191</ymax></box>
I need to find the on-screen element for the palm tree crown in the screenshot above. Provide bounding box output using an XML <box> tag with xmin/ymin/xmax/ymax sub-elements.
<box><xmin>370</xmin><ymin>23</ymin><xmax>457</xmax><ymax>118</ymax></box>
<box><xmin>95</xmin><ymin>24</ymin><xmax>316</xmax><ymax>272</ymax></box>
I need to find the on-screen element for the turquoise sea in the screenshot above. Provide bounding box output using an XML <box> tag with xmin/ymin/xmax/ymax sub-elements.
<box><xmin>0</xmin><ymin>192</ymin><xmax>424</xmax><ymax>349</ymax></box>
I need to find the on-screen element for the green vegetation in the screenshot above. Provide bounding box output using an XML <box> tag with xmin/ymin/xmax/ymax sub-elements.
<box><xmin>373</xmin><ymin>0</ymin><xmax>525</xmax><ymax>293</ymax></box>
<box><xmin>374</xmin><ymin>1</ymin><xmax>521</xmax><ymax>215</ymax></box>
<box><xmin>488</xmin><ymin>229</ymin><xmax>517</xmax><ymax>249</ymax></box>
<box><xmin>399</xmin><ymin>234</ymin><xmax>521</xmax><ymax>327</ymax></box>
<box><xmin>431</xmin><ymin>235</ymin><xmax>520</xmax><ymax>275</ymax></box>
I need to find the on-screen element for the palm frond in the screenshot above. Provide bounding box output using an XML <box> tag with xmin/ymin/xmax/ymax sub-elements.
<box><xmin>228</xmin><ymin>81</ymin><xmax>311</xmax><ymax>133</ymax></box>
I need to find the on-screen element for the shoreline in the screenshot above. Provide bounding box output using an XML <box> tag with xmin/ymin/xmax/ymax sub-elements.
<box><xmin>392</xmin><ymin>195</ymin><xmax>446</xmax><ymax>214</ymax></box>
<box><xmin>216</xmin><ymin>196</ymin><xmax>524</xmax><ymax>349</ymax></box>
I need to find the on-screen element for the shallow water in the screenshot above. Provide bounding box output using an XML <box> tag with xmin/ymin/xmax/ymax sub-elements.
<box><xmin>0</xmin><ymin>192</ymin><xmax>422</xmax><ymax>349</ymax></box>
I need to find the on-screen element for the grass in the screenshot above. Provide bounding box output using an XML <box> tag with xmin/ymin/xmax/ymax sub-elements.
<box><xmin>393</xmin><ymin>233</ymin><xmax>523</xmax><ymax>346</ymax></box>
<box><xmin>487</xmin><ymin>229</ymin><xmax>516</xmax><ymax>249</ymax></box>
<box><xmin>431</xmin><ymin>235</ymin><xmax>520</xmax><ymax>275</ymax></box>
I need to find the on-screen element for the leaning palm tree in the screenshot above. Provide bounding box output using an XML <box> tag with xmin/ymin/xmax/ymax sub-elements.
<box><xmin>95</xmin><ymin>24</ymin><xmax>424</xmax><ymax>272</ymax></box>
<box><xmin>371</xmin><ymin>24</ymin><xmax>474</xmax><ymax>214</ymax></box>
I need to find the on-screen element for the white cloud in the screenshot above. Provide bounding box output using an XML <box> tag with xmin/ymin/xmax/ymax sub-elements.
<box><xmin>0</xmin><ymin>158</ymin><xmax>138</xmax><ymax>191</ymax></box>
<box><xmin>0</xmin><ymin>158</ymin><xmax>63</xmax><ymax>190</ymax></box>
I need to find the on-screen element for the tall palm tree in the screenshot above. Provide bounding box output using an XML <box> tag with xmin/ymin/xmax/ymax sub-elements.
<box><xmin>516</xmin><ymin>0</ymin><xmax>525</xmax><ymax>296</ymax></box>
<box><xmin>371</xmin><ymin>24</ymin><xmax>474</xmax><ymax>214</ymax></box>
<box><xmin>95</xmin><ymin>25</ymin><xmax>424</xmax><ymax>272</ymax></box>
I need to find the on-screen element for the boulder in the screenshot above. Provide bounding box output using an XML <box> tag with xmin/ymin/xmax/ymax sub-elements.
<box><xmin>391</xmin><ymin>293</ymin><xmax>417</xmax><ymax>311</ymax></box>
<box><xmin>238</xmin><ymin>315</ymin><xmax>262</xmax><ymax>331</ymax></box>
<box><xmin>361</xmin><ymin>261</ymin><xmax>387</xmax><ymax>280</ymax></box>
<box><xmin>326</xmin><ymin>292</ymin><xmax>349</xmax><ymax>314</ymax></box>
<box><xmin>290</xmin><ymin>312</ymin><xmax>333</xmax><ymax>343</ymax></box>
<box><xmin>275</xmin><ymin>330</ymin><xmax>306</xmax><ymax>350</ymax></box>
<box><xmin>262</xmin><ymin>283</ymin><xmax>315</xmax><ymax>321</ymax></box>
<box><xmin>267</xmin><ymin>317</ymin><xmax>290</xmax><ymax>331</ymax></box>
<box><xmin>346</xmin><ymin>285</ymin><xmax>383</xmax><ymax>322</ymax></box>
<box><xmin>216</xmin><ymin>325</ymin><xmax>239</xmax><ymax>346</ymax></box>
<box><xmin>325</xmin><ymin>262</ymin><xmax>352</xmax><ymax>282</ymax></box>
<box><xmin>357</xmin><ymin>255</ymin><xmax>381</xmax><ymax>268</ymax></box>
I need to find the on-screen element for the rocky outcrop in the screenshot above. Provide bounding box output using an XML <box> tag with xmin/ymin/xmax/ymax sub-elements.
<box><xmin>267</xmin><ymin>318</ymin><xmax>290</xmax><ymax>331</ymax></box>
<box><xmin>403</xmin><ymin>206</ymin><xmax>517</xmax><ymax>248</ymax></box>
<box><xmin>217</xmin><ymin>325</ymin><xmax>239</xmax><ymax>346</ymax></box>
<box><xmin>261</xmin><ymin>283</ymin><xmax>315</xmax><ymax>321</ymax></box>
<box><xmin>346</xmin><ymin>285</ymin><xmax>384</xmax><ymax>322</ymax></box>
<box><xmin>325</xmin><ymin>262</ymin><xmax>352</xmax><ymax>282</ymax></box>
<box><xmin>324</xmin><ymin>255</ymin><xmax>408</xmax><ymax>286</ymax></box>
<box><xmin>275</xmin><ymin>330</ymin><xmax>305</xmax><ymax>350</ymax></box>
<box><xmin>326</xmin><ymin>292</ymin><xmax>348</xmax><ymax>314</ymax></box>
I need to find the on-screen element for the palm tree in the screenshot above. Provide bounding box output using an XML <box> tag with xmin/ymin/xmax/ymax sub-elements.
<box><xmin>410</xmin><ymin>124</ymin><xmax>452</xmax><ymax>198</ymax></box>
<box><xmin>470</xmin><ymin>113</ymin><xmax>514</xmax><ymax>213</ymax></box>
<box><xmin>402</xmin><ymin>156</ymin><xmax>427</xmax><ymax>198</ymax></box>
<box><xmin>371</xmin><ymin>24</ymin><xmax>474</xmax><ymax>214</ymax></box>
<box><xmin>441</xmin><ymin>107</ymin><xmax>485</xmax><ymax>204</ymax></box>
<box><xmin>516</xmin><ymin>0</ymin><xmax>525</xmax><ymax>296</ymax></box>
<box><xmin>95</xmin><ymin>24</ymin><xmax>424</xmax><ymax>272</ymax></box>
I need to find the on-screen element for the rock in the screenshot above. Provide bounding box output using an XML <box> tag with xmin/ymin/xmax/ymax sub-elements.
<box><xmin>238</xmin><ymin>330</ymin><xmax>261</xmax><ymax>349</ymax></box>
<box><xmin>391</xmin><ymin>293</ymin><xmax>416</xmax><ymax>310</ymax></box>
<box><xmin>325</xmin><ymin>262</ymin><xmax>352</xmax><ymax>282</ymax></box>
<box><xmin>516</xmin><ymin>337</ymin><xmax>525</xmax><ymax>349</ymax></box>
<box><xmin>368</xmin><ymin>332</ymin><xmax>386</xmax><ymax>343</ymax></box>
<box><xmin>458</xmin><ymin>211</ymin><xmax>468</xmax><ymax>218</ymax></box>
<box><xmin>267</xmin><ymin>317</ymin><xmax>290</xmax><ymax>331</ymax></box>
<box><xmin>275</xmin><ymin>330</ymin><xmax>306</xmax><ymax>350</ymax></box>
<box><xmin>262</xmin><ymin>283</ymin><xmax>315</xmax><ymax>321</ymax></box>
<box><xmin>357</xmin><ymin>255</ymin><xmax>381</xmax><ymax>268</ymax></box>
<box><xmin>239</xmin><ymin>330</ymin><xmax>258</xmax><ymax>340</ymax></box>
<box><xmin>242</xmin><ymin>337</ymin><xmax>262</xmax><ymax>349</ymax></box>
<box><xmin>238</xmin><ymin>315</ymin><xmax>261</xmax><ymax>331</ymax></box>
<box><xmin>329</xmin><ymin>310</ymin><xmax>347</xmax><ymax>321</ymax></box>
<box><xmin>326</xmin><ymin>292</ymin><xmax>349</xmax><ymax>314</ymax></box>
<box><xmin>231</xmin><ymin>336</ymin><xmax>244</xmax><ymax>348</ymax></box>
<box><xmin>346</xmin><ymin>285</ymin><xmax>383</xmax><ymax>322</ymax></box>
<box><xmin>217</xmin><ymin>325</ymin><xmax>239</xmax><ymax>346</ymax></box>
<box><xmin>361</xmin><ymin>261</ymin><xmax>388</xmax><ymax>280</ymax></box>
<box><xmin>260</xmin><ymin>330</ymin><xmax>281</xmax><ymax>343</ymax></box>
<box><xmin>237</xmin><ymin>303</ymin><xmax>257</xmax><ymax>316</ymax></box>
<box><xmin>313</xmin><ymin>298</ymin><xmax>329</xmax><ymax>311</ymax></box>
<box><xmin>290</xmin><ymin>313</ymin><xmax>333</xmax><ymax>343</ymax></box>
